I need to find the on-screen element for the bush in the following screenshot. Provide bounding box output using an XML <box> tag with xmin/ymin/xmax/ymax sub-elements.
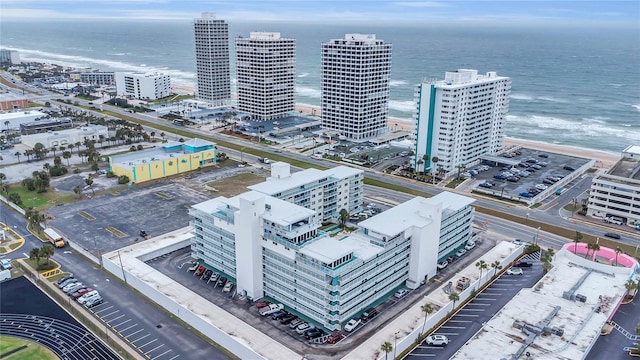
<box><xmin>22</xmin><ymin>178</ymin><xmax>36</xmax><ymax>191</ymax></box>
<box><xmin>117</xmin><ymin>175</ymin><xmax>130</xmax><ymax>184</ymax></box>
<box><xmin>8</xmin><ymin>192</ymin><xmax>22</xmax><ymax>205</ymax></box>
<box><xmin>73</xmin><ymin>168</ymin><xmax>81</xmax><ymax>174</ymax></box>
<box><xmin>136</xmin><ymin>144</ymin><xmax>143</xmax><ymax>150</ymax></box>
<box><xmin>49</xmin><ymin>166</ymin><xmax>68</xmax><ymax>177</ymax></box>
<box><xmin>130</xmin><ymin>146</ymin><xmax>137</xmax><ymax>152</ymax></box>
<box><xmin>106</xmin><ymin>171</ymin><xmax>115</xmax><ymax>178</ymax></box>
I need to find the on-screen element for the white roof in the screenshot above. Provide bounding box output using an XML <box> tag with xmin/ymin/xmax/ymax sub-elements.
<box><xmin>325</xmin><ymin>166</ymin><xmax>363</xmax><ymax>180</ymax></box>
<box><xmin>622</xmin><ymin>145</ymin><xmax>640</xmax><ymax>155</ymax></box>
<box><xmin>430</xmin><ymin>191</ymin><xmax>475</xmax><ymax>216</ymax></box>
<box><xmin>451</xmin><ymin>249</ymin><xmax>634</xmax><ymax>360</ymax></box>
<box><xmin>259</xmin><ymin>193</ymin><xmax>316</xmax><ymax>226</ymax></box>
<box><xmin>248</xmin><ymin>168</ymin><xmax>329</xmax><ymax>195</ymax></box>
<box><xmin>0</xmin><ymin>110</ymin><xmax>46</xmax><ymax>120</ymax></box>
<box><xmin>359</xmin><ymin>197</ymin><xmax>434</xmax><ymax>237</ymax></box>
<box><xmin>299</xmin><ymin>232</ymin><xmax>382</xmax><ymax>264</ymax></box>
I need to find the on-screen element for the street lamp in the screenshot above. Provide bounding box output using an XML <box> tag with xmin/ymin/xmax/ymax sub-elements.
<box><xmin>534</xmin><ymin>226</ymin><xmax>541</xmax><ymax>245</ymax></box>
<box><xmin>500</xmin><ymin>181</ymin><xmax>507</xmax><ymax>199</ymax></box>
<box><xmin>525</xmin><ymin>213</ymin><xmax>529</xmax><ymax>224</ymax></box>
<box><xmin>394</xmin><ymin>331</ymin><xmax>400</xmax><ymax>359</ymax></box>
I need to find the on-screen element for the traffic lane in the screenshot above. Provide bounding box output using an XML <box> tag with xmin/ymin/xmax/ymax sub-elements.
<box><xmin>407</xmin><ymin>261</ymin><xmax>544</xmax><ymax>359</ymax></box>
<box><xmin>586</xmin><ymin>295</ymin><xmax>640</xmax><ymax>360</ymax></box>
<box><xmin>52</xmin><ymin>250</ymin><xmax>229</xmax><ymax>360</ymax></box>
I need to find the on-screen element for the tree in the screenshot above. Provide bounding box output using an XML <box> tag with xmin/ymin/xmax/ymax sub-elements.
<box><xmin>7</xmin><ymin>192</ymin><xmax>21</xmax><ymax>205</ymax></box>
<box><xmin>160</xmin><ymin>132</ymin><xmax>165</xmax><ymax>141</ymax></box>
<box><xmin>62</xmin><ymin>151</ymin><xmax>72</xmax><ymax>166</ymax></box>
<box><xmin>625</xmin><ymin>279</ymin><xmax>639</xmax><ymax>298</ymax></box>
<box><xmin>380</xmin><ymin>341</ymin><xmax>393</xmax><ymax>360</ymax></box>
<box><xmin>476</xmin><ymin>260</ymin><xmax>488</xmax><ymax>279</ymax></box>
<box><xmin>573</xmin><ymin>231</ymin><xmax>583</xmax><ymax>254</ymax></box>
<box><xmin>25</xmin><ymin>208</ymin><xmax>45</xmax><ymax>234</ymax></box>
<box><xmin>591</xmin><ymin>242</ymin><xmax>600</xmax><ymax>259</ymax></box>
<box><xmin>73</xmin><ymin>185</ymin><xmax>83</xmax><ymax>199</ymax></box>
<box><xmin>420</xmin><ymin>303</ymin><xmax>434</xmax><ymax>336</ymax></box>
<box><xmin>150</xmin><ymin>131</ymin><xmax>156</xmax><ymax>141</ymax></box>
<box><xmin>457</xmin><ymin>163</ymin><xmax>466</xmax><ymax>179</ymax></box>
<box><xmin>422</xmin><ymin>154</ymin><xmax>429</xmax><ymax>173</ymax></box>
<box><xmin>338</xmin><ymin>209</ymin><xmax>349</xmax><ymax>229</ymax></box>
<box><xmin>490</xmin><ymin>260</ymin><xmax>502</xmax><ymax>276</ymax></box>
<box><xmin>85</xmin><ymin>175</ymin><xmax>95</xmax><ymax>195</ymax></box>
<box><xmin>14</xmin><ymin>151</ymin><xmax>21</xmax><ymax>163</ymax></box>
<box><xmin>40</xmin><ymin>244</ymin><xmax>54</xmax><ymax>265</ymax></box>
<box><xmin>416</xmin><ymin>158</ymin><xmax>424</xmax><ymax>175</ymax></box>
<box><xmin>33</xmin><ymin>142</ymin><xmax>46</xmax><ymax>160</ymax></box>
<box><xmin>431</xmin><ymin>156</ymin><xmax>439</xmax><ymax>184</ymax></box>
<box><xmin>50</xmin><ymin>146</ymin><xmax>58</xmax><ymax>157</ymax></box>
<box><xmin>449</xmin><ymin>292</ymin><xmax>460</xmax><ymax>308</ymax></box>
<box><xmin>0</xmin><ymin>172</ymin><xmax>5</xmax><ymax>185</ymax></box>
<box><xmin>585</xmin><ymin>243</ymin><xmax>594</xmax><ymax>259</ymax></box>
<box><xmin>29</xmin><ymin>247</ymin><xmax>41</xmax><ymax>266</ymax></box>
<box><xmin>614</xmin><ymin>246</ymin><xmax>622</xmax><ymax>266</ymax></box>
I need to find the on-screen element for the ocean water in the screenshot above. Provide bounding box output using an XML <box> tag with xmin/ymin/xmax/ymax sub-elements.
<box><xmin>1</xmin><ymin>20</ymin><xmax>638</xmax><ymax>153</ymax></box>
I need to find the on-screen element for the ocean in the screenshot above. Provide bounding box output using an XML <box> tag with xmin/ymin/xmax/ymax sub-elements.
<box><xmin>1</xmin><ymin>20</ymin><xmax>638</xmax><ymax>153</ymax></box>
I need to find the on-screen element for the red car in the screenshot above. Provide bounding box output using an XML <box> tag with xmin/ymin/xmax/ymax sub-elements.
<box><xmin>327</xmin><ymin>331</ymin><xmax>344</xmax><ymax>344</ymax></box>
<box><xmin>255</xmin><ymin>301</ymin><xmax>271</xmax><ymax>309</ymax></box>
<box><xmin>194</xmin><ymin>266</ymin><xmax>205</xmax><ymax>276</ymax></box>
<box><xmin>71</xmin><ymin>287</ymin><xmax>93</xmax><ymax>299</ymax></box>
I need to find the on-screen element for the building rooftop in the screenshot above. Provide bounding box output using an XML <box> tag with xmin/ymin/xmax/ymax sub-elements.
<box><xmin>248</xmin><ymin>167</ymin><xmax>329</xmax><ymax>195</ymax></box>
<box><xmin>0</xmin><ymin>110</ymin><xmax>45</xmax><ymax>120</ymax></box>
<box><xmin>623</xmin><ymin>145</ymin><xmax>640</xmax><ymax>155</ymax></box>
<box><xmin>299</xmin><ymin>232</ymin><xmax>382</xmax><ymax>264</ymax></box>
<box><xmin>260</xmin><ymin>193</ymin><xmax>316</xmax><ymax>226</ymax></box>
<box><xmin>324</xmin><ymin>165</ymin><xmax>363</xmax><ymax>180</ymax></box>
<box><xmin>22</xmin><ymin>124</ymin><xmax>105</xmax><ymax>139</ymax></box>
<box><xmin>430</xmin><ymin>191</ymin><xmax>476</xmax><ymax>217</ymax></box>
<box><xmin>451</xmin><ymin>249</ymin><xmax>634</xmax><ymax>360</ymax></box>
<box><xmin>359</xmin><ymin>197</ymin><xmax>435</xmax><ymax>237</ymax></box>
<box><xmin>109</xmin><ymin>138</ymin><xmax>214</xmax><ymax>168</ymax></box>
<box><xmin>606</xmin><ymin>146</ymin><xmax>640</xmax><ymax>180</ymax></box>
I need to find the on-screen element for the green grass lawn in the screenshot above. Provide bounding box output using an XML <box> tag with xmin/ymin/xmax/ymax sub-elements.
<box><xmin>0</xmin><ymin>336</ymin><xmax>59</xmax><ymax>360</ymax></box>
<box><xmin>23</xmin><ymin>258</ymin><xmax>58</xmax><ymax>272</ymax></box>
<box><xmin>6</xmin><ymin>185</ymin><xmax>77</xmax><ymax>210</ymax></box>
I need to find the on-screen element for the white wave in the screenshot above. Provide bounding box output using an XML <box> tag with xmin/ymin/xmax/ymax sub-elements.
<box><xmin>632</xmin><ymin>104</ymin><xmax>640</xmax><ymax>111</ymax></box>
<box><xmin>537</xmin><ymin>96</ymin><xmax>567</xmax><ymax>103</ymax></box>
<box><xmin>108</xmin><ymin>53</ymin><xmax>129</xmax><ymax>56</ymax></box>
<box><xmin>7</xmin><ymin>46</ymin><xmax>196</xmax><ymax>87</ymax></box>
<box><xmin>388</xmin><ymin>100</ymin><xmax>416</xmax><ymax>113</ymax></box>
<box><xmin>506</xmin><ymin>114</ymin><xmax>640</xmax><ymax>141</ymax></box>
<box><xmin>510</xmin><ymin>93</ymin><xmax>533</xmax><ymax>101</ymax></box>
<box><xmin>295</xmin><ymin>85</ymin><xmax>321</xmax><ymax>98</ymax></box>
<box><xmin>608</xmin><ymin>83</ymin><xmax>624</xmax><ymax>87</ymax></box>
<box><xmin>389</xmin><ymin>80</ymin><xmax>408</xmax><ymax>87</ymax></box>
<box><xmin>297</xmin><ymin>73</ymin><xmax>309</xmax><ymax>78</ymax></box>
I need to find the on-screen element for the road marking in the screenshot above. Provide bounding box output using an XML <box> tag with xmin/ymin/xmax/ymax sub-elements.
<box><xmin>459</xmin><ymin>308</ymin><xmax>486</xmax><ymax>312</ymax></box>
<box><xmin>113</xmin><ymin>318</ymin><xmax>131</xmax><ymax>328</ymax></box>
<box><xmin>119</xmin><ymin>323</ymin><xmax>138</xmax><ymax>333</ymax></box>
<box><xmin>145</xmin><ymin>343</ymin><xmax>164</xmax><ymax>354</ymax></box>
<box><xmin>441</xmin><ymin>326</ymin><xmax>466</xmax><ymax>329</ymax></box>
<box><xmin>411</xmin><ymin>352</ymin><xmax>437</xmax><ymax>356</ymax></box>
<box><xmin>94</xmin><ymin>305</ymin><xmax>114</xmax><ymax>314</ymax></box>
<box><xmin>435</xmin><ymin>332</ymin><xmax>459</xmax><ymax>336</ymax></box>
<box><xmin>154</xmin><ymin>349</ymin><xmax>173</xmax><ymax>359</ymax></box>
<box><xmin>106</xmin><ymin>314</ymin><xmax>126</xmax><ymax>322</ymax></box>
<box><xmin>466</xmin><ymin>302</ymin><xmax>491</xmax><ymax>306</ymax></box>
<box><xmin>101</xmin><ymin>310</ymin><xmax>120</xmax><ymax>319</ymax></box>
<box><xmin>124</xmin><ymin>328</ymin><xmax>144</xmax><ymax>338</ymax></box>
<box><xmin>455</xmin><ymin>314</ymin><xmax>478</xmax><ymax>317</ymax></box>
<box><xmin>138</xmin><ymin>338</ymin><xmax>157</xmax><ymax>349</ymax></box>
<box><xmin>132</xmin><ymin>333</ymin><xmax>151</xmax><ymax>344</ymax></box>
<box><xmin>168</xmin><ymin>355</ymin><xmax>180</xmax><ymax>360</ymax></box>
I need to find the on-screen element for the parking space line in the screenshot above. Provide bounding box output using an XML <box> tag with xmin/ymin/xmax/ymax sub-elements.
<box><xmin>153</xmin><ymin>349</ymin><xmax>173</xmax><ymax>359</ymax></box>
<box><xmin>94</xmin><ymin>305</ymin><xmax>114</xmax><ymax>314</ymax></box>
<box><xmin>436</xmin><ymin>332</ymin><xmax>459</xmax><ymax>336</ymax></box>
<box><xmin>138</xmin><ymin>338</ymin><xmax>157</xmax><ymax>349</ymax></box>
<box><xmin>449</xmin><ymin>320</ymin><xmax>472</xmax><ymax>323</ymax></box>
<box><xmin>459</xmin><ymin>308</ymin><xmax>485</xmax><ymax>312</ymax></box>
<box><xmin>101</xmin><ymin>310</ymin><xmax>120</xmax><ymax>319</ymax></box>
<box><xmin>113</xmin><ymin>318</ymin><xmax>131</xmax><ymax>328</ymax></box>
<box><xmin>119</xmin><ymin>323</ymin><xmax>138</xmax><ymax>334</ymax></box>
<box><xmin>106</xmin><ymin>314</ymin><xmax>126</xmax><ymax>322</ymax></box>
<box><xmin>455</xmin><ymin>314</ymin><xmax>478</xmax><ymax>317</ymax></box>
<box><xmin>168</xmin><ymin>355</ymin><xmax>180</xmax><ymax>360</ymax></box>
<box><xmin>466</xmin><ymin>302</ymin><xmax>491</xmax><ymax>306</ymax></box>
<box><xmin>132</xmin><ymin>333</ymin><xmax>151</xmax><ymax>343</ymax></box>
<box><xmin>441</xmin><ymin>326</ymin><xmax>466</xmax><ymax>329</ymax></box>
<box><xmin>145</xmin><ymin>343</ymin><xmax>164</xmax><ymax>354</ymax></box>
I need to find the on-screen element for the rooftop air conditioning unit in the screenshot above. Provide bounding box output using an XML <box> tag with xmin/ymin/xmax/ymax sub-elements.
<box><xmin>575</xmin><ymin>294</ymin><xmax>587</xmax><ymax>303</ymax></box>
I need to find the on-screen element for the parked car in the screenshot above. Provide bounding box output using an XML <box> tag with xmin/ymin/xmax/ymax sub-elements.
<box><xmin>604</xmin><ymin>232</ymin><xmax>621</xmax><ymax>239</ymax></box>
<box><xmin>394</xmin><ymin>289</ymin><xmax>408</xmax><ymax>299</ymax></box>
<box><xmin>279</xmin><ymin>314</ymin><xmax>296</xmax><ymax>324</ymax></box>
<box><xmin>259</xmin><ymin>303</ymin><xmax>284</xmax><ymax>316</ymax></box>
<box><xmin>270</xmin><ymin>310</ymin><xmax>287</xmax><ymax>320</ymax></box>
<box><xmin>77</xmin><ymin>290</ymin><xmax>100</xmax><ymax>305</ymax></box>
<box><xmin>194</xmin><ymin>266</ymin><xmax>205</xmax><ymax>276</ymax></box>
<box><xmin>512</xmin><ymin>239</ymin><xmax>525</xmax><ymax>246</ymax></box>
<box><xmin>478</xmin><ymin>182</ymin><xmax>493</xmax><ymax>188</ymax></box>
<box><xmin>327</xmin><ymin>331</ymin><xmax>344</xmax><ymax>344</ymax></box>
<box><xmin>344</xmin><ymin>318</ymin><xmax>361</xmax><ymax>332</ymax></box>
<box><xmin>63</xmin><ymin>282</ymin><xmax>85</xmax><ymax>294</ymax></box>
<box><xmin>520</xmin><ymin>171</ymin><xmax>531</xmax><ymax>177</ymax></box>
<box><xmin>531</xmin><ymin>164</ymin><xmax>542</xmax><ymax>170</ymax></box>
<box><xmin>538</xmin><ymin>154</ymin><xmax>549</xmax><ymax>158</ymax></box>
<box><xmin>525</xmin><ymin>158</ymin><xmax>538</xmax><ymax>164</ymax></box>
<box><xmin>61</xmin><ymin>281</ymin><xmax>81</xmax><ymax>293</ymax></box>
<box><xmin>296</xmin><ymin>322</ymin><xmax>314</xmax><ymax>334</ymax></box>
<box><xmin>57</xmin><ymin>274</ymin><xmax>74</xmax><ymax>285</ymax></box>
<box><xmin>494</xmin><ymin>174</ymin><xmax>508</xmax><ymax>180</ymax></box>
<box><xmin>425</xmin><ymin>334</ymin><xmax>449</xmax><ymax>346</ymax></box>
<box><xmin>464</xmin><ymin>241</ymin><xmax>476</xmax><ymax>250</ymax></box>
<box><xmin>210</xmin><ymin>273</ymin><xmax>220</xmax><ymax>283</ymax></box>
<box><xmin>506</xmin><ymin>268</ymin><xmax>524</xmax><ymax>275</ymax></box>
<box><xmin>519</xmin><ymin>192</ymin><xmax>534</xmax><ymax>198</ymax></box>
<box><xmin>85</xmin><ymin>295</ymin><xmax>104</xmax><ymax>308</ymax></box>
<box><xmin>71</xmin><ymin>287</ymin><xmax>93</xmax><ymax>299</ymax></box>
<box><xmin>514</xmin><ymin>261</ymin><xmax>533</xmax><ymax>268</ymax></box>
<box><xmin>256</xmin><ymin>301</ymin><xmax>272</xmax><ymax>309</ymax></box>
<box><xmin>223</xmin><ymin>281</ymin><xmax>234</xmax><ymax>293</ymax></box>
<box><xmin>360</xmin><ymin>308</ymin><xmax>378</xmax><ymax>321</ymax></box>
<box><xmin>535</xmin><ymin>184</ymin><xmax>548</xmax><ymax>190</ymax></box>
<box><xmin>289</xmin><ymin>319</ymin><xmax>304</xmax><ymax>329</ymax></box>
<box><xmin>543</xmin><ymin>179</ymin><xmax>555</xmax><ymax>185</ymax></box>
<box><xmin>216</xmin><ymin>276</ymin><xmax>227</xmax><ymax>287</ymax></box>
<box><xmin>563</xmin><ymin>165</ymin><xmax>576</xmax><ymax>171</ymax></box>
<box><xmin>305</xmin><ymin>328</ymin><xmax>326</xmax><ymax>339</ymax></box>
<box><xmin>202</xmin><ymin>269</ymin><xmax>213</xmax><ymax>280</ymax></box>
<box><xmin>58</xmin><ymin>278</ymin><xmax>77</xmax><ymax>289</ymax></box>
<box><xmin>446</xmin><ymin>255</ymin><xmax>457</xmax><ymax>264</ymax></box>
<box><xmin>437</xmin><ymin>260</ymin><xmax>448</xmax><ymax>270</ymax></box>
<box><xmin>455</xmin><ymin>249</ymin><xmax>467</xmax><ymax>257</ymax></box>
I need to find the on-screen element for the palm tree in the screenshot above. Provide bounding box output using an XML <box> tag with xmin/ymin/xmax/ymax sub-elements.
<box><xmin>73</xmin><ymin>185</ymin><xmax>83</xmax><ymax>199</ymax></box>
<box><xmin>160</xmin><ymin>132</ymin><xmax>165</xmax><ymax>141</ymax></box>
<box><xmin>29</xmin><ymin>247</ymin><xmax>41</xmax><ymax>266</ymax></box>
<box><xmin>591</xmin><ymin>242</ymin><xmax>600</xmax><ymax>259</ymax></box>
<box><xmin>50</xmin><ymin>146</ymin><xmax>58</xmax><ymax>157</ymax></box>
<box><xmin>14</xmin><ymin>151</ymin><xmax>21</xmax><ymax>163</ymax></box>
<box><xmin>476</xmin><ymin>259</ymin><xmax>488</xmax><ymax>279</ymax></box>
<box><xmin>338</xmin><ymin>209</ymin><xmax>349</xmax><ymax>229</ymax></box>
<box><xmin>380</xmin><ymin>341</ymin><xmax>393</xmax><ymax>360</ymax></box>
<box><xmin>614</xmin><ymin>246</ymin><xmax>622</xmax><ymax>266</ymax></box>
<box><xmin>625</xmin><ymin>279</ymin><xmax>639</xmax><ymax>298</ymax></box>
<box><xmin>457</xmin><ymin>163</ymin><xmax>466</xmax><ymax>179</ymax></box>
<box><xmin>490</xmin><ymin>260</ymin><xmax>502</xmax><ymax>277</ymax></box>
<box><xmin>431</xmin><ymin>156</ymin><xmax>439</xmax><ymax>184</ymax></box>
<box><xmin>422</xmin><ymin>154</ymin><xmax>429</xmax><ymax>173</ymax></box>
<box><xmin>449</xmin><ymin>292</ymin><xmax>460</xmax><ymax>309</ymax></box>
<box><xmin>85</xmin><ymin>175</ymin><xmax>95</xmax><ymax>195</ymax></box>
<box><xmin>416</xmin><ymin>158</ymin><xmax>424</xmax><ymax>175</ymax></box>
<box><xmin>150</xmin><ymin>131</ymin><xmax>155</xmax><ymax>141</ymax></box>
<box><xmin>585</xmin><ymin>243</ymin><xmax>594</xmax><ymax>259</ymax></box>
<box><xmin>62</xmin><ymin>151</ymin><xmax>72</xmax><ymax>166</ymax></box>
<box><xmin>573</xmin><ymin>231</ymin><xmax>583</xmax><ymax>254</ymax></box>
<box><xmin>420</xmin><ymin>303</ymin><xmax>434</xmax><ymax>336</ymax></box>
<box><xmin>40</xmin><ymin>244</ymin><xmax>54</xmax><ymax>265</ymax></box>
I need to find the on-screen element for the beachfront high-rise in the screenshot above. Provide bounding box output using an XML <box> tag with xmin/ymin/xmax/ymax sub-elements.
<box><xmin>413</xmin><ymin>69</ymin><xmax>511</xmax><ymax>175</ymax></box>
<box><xmin>114</xmin><ymin>72</ymin><xmax>171</xmax><ymax>100</ymax></box>
<box><xmin>321</xmin><ymin>34</ymin><xmax>392</xmax><ymax>140</ymax></box>
<box><xmin>194</xmin><ymin>12</ymin><xmax>231</xmax><ymax>106</ymax></box>
<box><xmin>236</xmin><ymin>32</ymin><xmax>296</xmax><ymax>121</ymax></box>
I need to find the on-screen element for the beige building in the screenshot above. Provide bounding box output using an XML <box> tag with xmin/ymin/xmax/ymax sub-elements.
<box><xmin>21</xmin><ymin>125</ymin><xmax>108</xmax><ymax>148</ymax></box>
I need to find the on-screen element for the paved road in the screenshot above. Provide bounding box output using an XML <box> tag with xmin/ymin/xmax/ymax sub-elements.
<box><xmin>587</xmin><ymin>296</ymin><xmax>640</xmax><ymax>360</ymax></box>
<box><xmin>405</xmin><ymin>253</ymin><xmax>545</xmax><ymax>359</ymax></box>
<box><xmin>0</xmin><ymin>203</ymin><xmax>230</xmax><ymax>360</ymax></box>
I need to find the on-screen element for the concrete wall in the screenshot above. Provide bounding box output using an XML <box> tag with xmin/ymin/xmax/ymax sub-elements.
<box><xmin>136</xmin><ymin>239</ymin><xmax>191</xmax><ymax>262</ymax></box>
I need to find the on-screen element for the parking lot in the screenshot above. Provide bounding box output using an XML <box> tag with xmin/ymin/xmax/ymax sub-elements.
<box><xmin>465</xmin><ymin>147</ymin><xmax>592</xmax><ymax>202</ymax></box>
<box><xmin>406</xmin><ymin>252</ymin><xmax>545</xmax><ymax>359</ymax></box>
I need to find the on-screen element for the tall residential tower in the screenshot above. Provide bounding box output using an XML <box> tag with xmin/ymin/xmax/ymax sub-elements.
<box><xmin>413</xmin><ymin>69</ymin><xmax>511</xmax><ymax>174</ymax></box>
<box><xmin>194</xmin><ymin>12</ymin><xmax>231</xmax><ymax>106</ymax></box>
<box><xmin>236</xmin><ymin>32</ymin><xmax>296</xmax><ymax>121</ymax></box>
<box><xmin>321</xmin><ymin>34</ymin><xmax>392</xmax><ymax>140</ymax></box>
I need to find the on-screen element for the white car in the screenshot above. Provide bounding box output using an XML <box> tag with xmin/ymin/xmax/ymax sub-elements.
<box><xmin>437</xmin><ymin>260</ymin><xmax>448</xmax><ymax>270</ymax></box>
<box><xmin>296</xmin><ymin>322</ymin><xmax>313</xmax><ymax>334</ymax></box>
<box><xmin>344</xmin><ymin>318</ymin><xmax>361</xmax><ymax>332</ymax></box>
<box><xmin>425</xmin><ymin>334</ymin><xmax>449</xmax><ymax>346</ymax></box>
<box><xmin>394</xmin><ymin>289</ymin><xmax>408</xmax><ymax>299</ymax></box>
<box><xmin>464</xmin><ymin>241</ymin><xmax>476</xmax><ymax>251</ymax></box>
<box><xmin>512</xmin><ymin>239</ymin><xmax>525</xmax><ymax>246</ymax></box>
<box><xmin>506</xmin><ymin>268</ymin><xmax>524</xmax><ymax>275</ymax></box>
<box><xmin>77</xmin><ymin>290</ymin><xmax>100</xmax><ymax>304</ymax></box>
<box><xmin>455</xmin><ymin>249</ymin><xmax>467</xmax><ymax>257</ymax></box>
<box><xmin>535</xmin><ymin>184</ymin><xmax>548</xmax><ymax>190</ymax></box>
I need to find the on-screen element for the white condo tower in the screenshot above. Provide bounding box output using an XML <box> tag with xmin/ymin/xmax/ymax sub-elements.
<box><xmin>194</xmin><ymin>12</ymin><xmax>231</xmax><ymax>106</ymax></box>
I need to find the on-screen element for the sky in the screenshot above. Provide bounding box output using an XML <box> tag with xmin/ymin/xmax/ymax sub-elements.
<box><xmin>0</xmin><ymin>0</ymin><xmax>638</xmax><ymax>26</ymax></box>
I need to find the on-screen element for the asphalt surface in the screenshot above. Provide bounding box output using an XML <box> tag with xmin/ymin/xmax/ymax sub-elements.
<box><xmin>0</xmin><ymin>276</ymin><xmax>120</xmax><ymax>360</ymax></box>
<box><xmin>406</xmin><ymin>253</ymin><xmax>545</xmax><ymax>359</ymax></box>
<box><xmin>0</xmin><ymin>203</ymin><xmax>230</xmax><ymax>360</ymax></box>
<box><xmin>586</xmin><ymin>295</ymin><xmax>640</xmax><ymax>360</ymax></box>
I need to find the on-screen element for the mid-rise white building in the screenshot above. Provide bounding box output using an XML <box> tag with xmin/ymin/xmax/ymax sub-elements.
<box><xmin>236</xmin><ymin>32</ymin><xmax>296</xmax><ymax>121</ymax></box>
<box><xmin>189</xmin><ymin>186</ymin><xmax>475</xmax><ymax>330</ymax></box>
<box><xmin>0</xmin><ymin>49</ymin><xmax>20</xmax><ymax>65</ymax></box>
<box><xmin>0</xmin><ymin>110</ymin><xmax>46</xmax><ymax>132</ymax></box>
<box><xmin>321</xmin><ymin>34</ymin><xmax>392</xmax><ymax>140</ymax></box>
<box><xmin>115</xmin><ymin>72</ymin><xmax>171</xmax><ymax>100</ymax></box>
<box><xmin>80</xmin><ymin>71</ymin><xmax>115</xmax><ymax>85</ymax></box>
<box><xmin>22</xmin><ymin>125</ymin><xmax>109</xmax><ymax>148</ymax></box>
<box><xmin>587</xmin><ymin>145</ymin><xmax>640</xmax><ymax>228</ymax></box>
<box><xmin>413</xmin><ymin>69</ymin><xmax>511</xmax><ymax>174</ymax></box>
<box><xmin>248</xmin><ymin>162</ymin><xmax>363</xmax><ymax>222</ymax></box>
<box><xmin>194</xmin><ymin>12</ymin><xmax>231</xmax><ymax>106</ymax></box>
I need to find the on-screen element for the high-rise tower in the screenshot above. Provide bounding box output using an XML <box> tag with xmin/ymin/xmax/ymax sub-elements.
<box><xmin>236</xmin><ymin>32</ymin><xmax>296</xmax><ymax>121</ymax></box>
<box><xmin>193</xmin><ymin>12</ymin><xmax>230</xmax><ymax>106</ymax></box>
<box><xmin>321</xmin><ymin>34</ymin><xmax>392</xmax><ymax>140</ymax></box>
